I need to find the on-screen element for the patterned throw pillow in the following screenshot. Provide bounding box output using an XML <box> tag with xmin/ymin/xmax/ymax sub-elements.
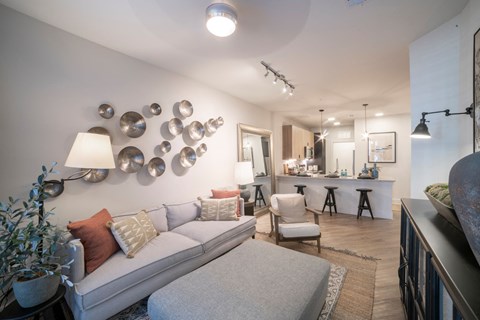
<box><xmin>198</xmin><ymin>196</ymin><xmax>239</xmax><ymax>221</ymax></box>
<box><xmin>211</xmin><ymin>189</ymin><xmax>241</xmax><ymax>217</ymax></box>
<box><xmin>107</xmin><ymin>210</ymin><xmax>158</xmax><ymax>258</ymax></box>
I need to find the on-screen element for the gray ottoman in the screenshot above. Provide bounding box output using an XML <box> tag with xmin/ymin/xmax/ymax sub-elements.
<box><xmin>148</xmin><ymin>239</ymin><xmax>330</xmax><ymax>320</ymax></box>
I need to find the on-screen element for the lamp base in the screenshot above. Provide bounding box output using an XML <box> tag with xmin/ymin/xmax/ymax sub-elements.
<box><xmin>239</xmin><ymin>186</ymin><xmax>251</xmax><ymax>202</ymax></box>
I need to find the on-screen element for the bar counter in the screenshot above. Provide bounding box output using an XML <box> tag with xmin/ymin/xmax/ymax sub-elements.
<box><xmin>277</xmin><ymin>174</ymin><xmax>395</xmax><ymax>219</ymax></box>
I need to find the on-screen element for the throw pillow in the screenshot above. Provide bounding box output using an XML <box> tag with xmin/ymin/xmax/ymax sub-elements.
<box><xmin>211</xmin><ymin>189</ymin><xmax>241</xmax><ymax>217</ymax></box>
<box><xmin>198</xmin><ymin>196</ymin><xmax>239</xmax><ymax>221</ymax></box>
<box><xmin>107</xmin><ymin>210</ymin><xmax>158</xmax><ymax>258</ymax></box>
<box><xmin>67</xmin><ymin>208</ymin><xmax>120</xmax><ymax>273</ymax></box>
<box><xmin>164</xmin><ymin>200</ymin><xmax>201</xmax><ymax>230</ymax></box>
<box><xmin>277</xmin><ymin>196</ymin><xmax>308</xmax><ymax>223</ymax></box>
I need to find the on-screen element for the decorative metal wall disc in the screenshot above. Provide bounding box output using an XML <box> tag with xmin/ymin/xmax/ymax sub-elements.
<box><xmin>159</xmin><ymin>141</ymin><xmax>171</xmax><ymax>153</ymax></box>
<box><xmin>150</xmin><ymin>103</ymin><xmax>162</xmax><ymax>116</ymax></box>
<box><xmin>205</xmin><ymin>118</ymin><xmax>217</xmax><ymax>133</ymax></box>
<box><xmin>197</xmin><ymin>143</ymin><xmax>207</xmax><ymax>156</ymax></box>
<box><xmin>188</xmin><ymin>121</ymin><xmax>205</xmax><ymax>141</ymax></box>
<box><xmin>179</xmin><ymin>146</ymin><xmax>197</xmax><ymax>168</ymax></box>
<box><xmin>147</xmin><ymin>157</ymin><xmax>166</xmax><ymax>177</ymax></box>
<box><xmin>179</xmin><ymin>100</ymin><xmax>193</xmax><ymax>117</ymax></box>
<box><xmin>120</xmin><ymin>111</ymin><xmax>146</xmax><ymax>138</ymax></box>
<box><xmin>83</xmin><ymin>169</ymin><xmax>109</xmax><ymax>183</ymax></box>
<box><xmin>87</xmin><ymin>127</ymin><xmax>112</xmax><ymax>142</ymax></box>
<box><xmin>168</xmin><ymin>118</ymin><xmax>183</xmax><ymax>136</ymax></box>
<box><xmin>118</xmin><ymin>146</ymin><xmax>145</xmax><ymax>173</ymax></box>
<box><xmin>98</xmin><ymin>104</ymin><xmax>114</xmax><ymax>119</ymax></box>
<box><xmin>214</xmin><ymin>116</ymin><xmax>224</xmax><ymax>128</ymax></box>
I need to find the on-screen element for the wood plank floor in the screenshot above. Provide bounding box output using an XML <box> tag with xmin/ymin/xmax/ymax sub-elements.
<box><xmin>316</xmin><ymin>209</ymin><xmax>406</xmax><ymax>319</ymax></box>
<box><xmin>255</xmin><ymin>205</ymin><xmax>406</xmax><ymax>319</ymax></box>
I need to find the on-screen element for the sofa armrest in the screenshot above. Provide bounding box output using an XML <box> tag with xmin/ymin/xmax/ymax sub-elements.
<box><xmin>67</xmin><ymin>239</ymin><xmax>85</xmax><ymax>283</ymax></box>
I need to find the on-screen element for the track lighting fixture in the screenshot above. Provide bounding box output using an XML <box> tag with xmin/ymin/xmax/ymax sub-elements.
<box><xmin>261</xmin><ymin>61</ymin><xmax>295</xmax><ymax>96</ymax></box>
<box><xmin>411</xmin><ymin>105</ymin><xmax>473</xmax><ymax>139</ymax></box>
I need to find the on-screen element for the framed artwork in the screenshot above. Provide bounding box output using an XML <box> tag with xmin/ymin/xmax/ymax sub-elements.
<box><xmin>368</xmin><ymin>132</ymin><xmax>396</xmax><ymax>163</ymax></box>
<box><xmin>474</xmin><ymin>27</ymin><xmax>480</xmax><ymax>152</ymax></box>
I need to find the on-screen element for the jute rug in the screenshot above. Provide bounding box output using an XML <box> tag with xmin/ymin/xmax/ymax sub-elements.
<box><xmin>110</xmin><ymin>256</ymin><xmax>346</xmax><ymax>320</ymax></box>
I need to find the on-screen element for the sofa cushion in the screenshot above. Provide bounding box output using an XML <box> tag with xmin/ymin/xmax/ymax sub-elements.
<box><xmin>171</xmin><ymin>216</ymin><xmax>256</xmax><ymax>252</ymax></box>
<box><xmin>72</xmin><ymin>232</ymin><xmax>203</xmax><ymax>311</ymax></box>
<box><xmin>198</xmin><ymin>197</ymin><xmax>239</xmax><ymax>221</ymax></box>
<box><xmin>211</xmin><ymin>189</ymin><xmax>241</xmax><ymax>216</ymax></box>
<box><xmin>164</xmin><ymin>200</ymin><xmax>201</xmax><ymax>230</ymax></box>
<box><xmin>67</xmin><ymin>208</ymin><xmax>120</xmax><ymax>273</ymax></box>
<box><xmin>113</xmin><ymin>206</ymin><xmax>168</xmax><ymax>233</ymax></box>
<box><xmin>108</xmin><ymin>211</ymin><xmax>158</xmax><ymax>258</ymax></box>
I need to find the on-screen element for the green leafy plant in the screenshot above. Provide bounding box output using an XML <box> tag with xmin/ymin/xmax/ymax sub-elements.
<box><xmin>0</xmin><ymin>163</ymin><xmax>72</xmax><ymax>307</ymax></box>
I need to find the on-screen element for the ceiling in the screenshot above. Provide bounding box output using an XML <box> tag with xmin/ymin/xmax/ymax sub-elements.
<box><xmin>0</xmin><ymin>0</ymin><xmax>468</xmax><ymax>129</ymax></box>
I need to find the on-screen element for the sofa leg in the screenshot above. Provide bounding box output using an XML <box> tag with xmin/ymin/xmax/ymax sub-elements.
<box><xmin>252</xmin><ymin>234</ymin><xmax>255</xmax><ymax>239</ymax></box>
<box><xmin>317</xmin><ymin>239</ymin><xmax>321</xmax><ymax>253</ymax></box>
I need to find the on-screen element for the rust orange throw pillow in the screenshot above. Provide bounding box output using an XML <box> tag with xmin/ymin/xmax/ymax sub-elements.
<box><xmin>211</xmin><ymin>189</ymin><xmax>241</xmax><ymax>217</ymax></box>
<box><xmin>67</xmin><ymin>208</ymin><xmax>120</xmax><ymax>273</ymax></box>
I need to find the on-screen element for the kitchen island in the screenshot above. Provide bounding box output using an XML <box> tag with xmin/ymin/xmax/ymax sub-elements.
<box><xmin>277</xmin><ymin>174</ymin><xmax>395</xmax><ymax>219</ymax></box>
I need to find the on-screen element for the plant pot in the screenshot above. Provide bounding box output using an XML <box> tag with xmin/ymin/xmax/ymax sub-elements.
<box><xmin>449</xmin><ymin>152</ymin><xmax>480</xmax><ymax>267</ymax></box>
<box><xmin>12</xmin><ymin>266</ymin><xmax>60</xmax><ymax>308</ymax></box>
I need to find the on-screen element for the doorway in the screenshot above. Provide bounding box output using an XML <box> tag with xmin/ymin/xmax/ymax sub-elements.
<box><xmin>331</xmin><ymin>141</ymin><xmax>355</xmax><ymax>175</ymax></box>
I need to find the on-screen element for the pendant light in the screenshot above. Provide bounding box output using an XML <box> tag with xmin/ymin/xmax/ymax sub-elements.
<box><xmin>319</xmin><ymin>109</ymin><xmax>329</xmax><ymax>140</ymax></box>
<box><xmin>361</xmin><ymin>103</ymin><xmax>369</xmax><ymax>140</ymax></box>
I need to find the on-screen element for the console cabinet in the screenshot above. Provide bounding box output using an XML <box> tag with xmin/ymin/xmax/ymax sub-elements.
<box><xmin>400</xmin><ymin>199</ymin><xmax>480</xmax><ymax>320</ymax></box>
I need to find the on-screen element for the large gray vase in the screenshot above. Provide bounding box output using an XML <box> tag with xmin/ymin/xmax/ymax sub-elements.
<box><xmin>449</xmin><ymin>151</ymin><xmax>480</xmax><ymax>266</ymax></box>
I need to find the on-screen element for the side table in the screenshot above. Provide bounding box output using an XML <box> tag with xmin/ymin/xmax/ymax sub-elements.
<box><xmin>0</xmin><ymin>285</ymin><xmax>73</xmax><ymax>320</ymax></box>
<box><xmin>244</xmin><ymin>201</ymin><xmax>255</xmax><ymax>216</ymax></box>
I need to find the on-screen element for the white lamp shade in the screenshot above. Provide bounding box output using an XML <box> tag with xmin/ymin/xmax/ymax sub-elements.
<box><xmin>234</xmin><ymin>161</ymin><xmax>254</xmax><ymax>185</ymax></box>
<box><xmin>65</xmin><ymin>132</ymin><xmax>115</xmax><ymax>169</ymax></box>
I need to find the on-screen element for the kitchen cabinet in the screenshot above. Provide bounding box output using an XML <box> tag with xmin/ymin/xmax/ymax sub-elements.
<box><xmin>282</xmin><ymin>125</ymin><xmax>314</xmax><ymax>160</ymax></box>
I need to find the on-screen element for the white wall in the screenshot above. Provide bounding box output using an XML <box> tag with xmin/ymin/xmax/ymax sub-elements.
<box><xmin>409</xmin><ymin>1</ymin><xmax>479</xmax><ymax>198</ymax></box>
<box><xmin>354</xmin><ymin>114</ymin><xmax>411</xmax><ymax>204</ymax></box>
<box><xmin>0</xmin><ymin>5</ymin><xmax>271</xmax><ymax>226</ymax></box>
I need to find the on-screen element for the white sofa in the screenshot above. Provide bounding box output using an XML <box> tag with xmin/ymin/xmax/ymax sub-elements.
<box><xmin>64</xmin><ymin>198</ymin><xmax>256</xmax><ymax>320</ymax></box>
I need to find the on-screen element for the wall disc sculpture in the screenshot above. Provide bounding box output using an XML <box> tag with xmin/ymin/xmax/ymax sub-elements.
<box><xmin>83</xmin><ymin>169</ymin><xmax>109</xmax><ymax>183</ymax></box>
<box><xmin>179</xmin><ymin>146</ymin><xmax>197</xmax><ymax>168</ymax></box>
<box><xmin>87</xmin><ymin>126</ymin><xmax>112</xmax><ymax>142</ymax></box>
<box><xmin>147</xmin><ymin>157</ymin><xmax>166</xmax><ymax>177</ymax></box>
<box><xmin>159</xmin><ymin>141</ymin><xmax>171</xmax><ymax>153</ymax></box>
<box><xmin>120</xmin><ymin>111</ymin><xmax>146</xmax><ymax>138</ymax></box>
<box><xmin>168</xmin><ymin>118</ymin><xmax>183</xmax><ymax>136</ymax></box>
<box><xmin>98</xmin><ymin>104</ymin><xmax>114</xmax><ymax>119</ymax></box>
<box><xmin>118</xmin><ymin>146</ymin><xmax>145</xmax><ymax>173</ymax></box>
<box><xmin>197</xmin><ymin>143</ymin><xmax>207</xmax><ymax>156</ymax></box>
<box><xmin>205</xmin><ymin>118</ymin><xmax>217</xmax><ymax>134</ymax></box>
<box><xmin>188</xmin><ymin>121</ymin><xmax>205</xmax><ymax>141</ymax></box>
<box><xmin>179</xmin><ymin>100</ymin><xmax>193</xmax><ymax>118</ymax></box>
<box><xmin>150</xmin><ymin>103</ymin><xmax>162</xmax><ymax>116</ymax></box>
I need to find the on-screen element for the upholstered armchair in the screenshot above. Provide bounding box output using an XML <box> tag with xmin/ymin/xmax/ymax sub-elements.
<box><xmin>269</xmin><ymin>193</ymin><xmax>322</xmax><ymax>253</ymax></box>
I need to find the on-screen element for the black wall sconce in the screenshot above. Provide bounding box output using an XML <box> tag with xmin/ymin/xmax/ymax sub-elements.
<box><xmin>411</xmin><ymin>105</ymin><xmax>473</xmax><ymax>139</ymax></box>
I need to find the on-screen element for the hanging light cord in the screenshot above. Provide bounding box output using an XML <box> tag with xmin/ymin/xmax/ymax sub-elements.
<box><xmin>363</xmin><ymin>103</ymin><xmax>368</xmax><ymax>134</ymax></box>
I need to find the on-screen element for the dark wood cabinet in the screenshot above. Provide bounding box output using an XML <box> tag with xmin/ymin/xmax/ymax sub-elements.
<box><xmin>400</xmin><ymin>199</ymin><xmax>480</xmax><ymax>320</ymax></box>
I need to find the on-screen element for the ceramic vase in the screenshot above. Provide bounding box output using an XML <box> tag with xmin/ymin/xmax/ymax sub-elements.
<box><xmin>449</xmin><ymin>152</ymin><xmax>480</xmax><ymax>267</ymax></box>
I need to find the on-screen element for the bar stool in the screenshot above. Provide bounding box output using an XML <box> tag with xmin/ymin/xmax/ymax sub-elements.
<box><xmin>322</xmin><ymin>186</ymin><xmax>338</xmax><ymax>216</ymax></box>
<box><xmin>253</xmin><ymin>184</ymin><xmax>266</xmax><ymax>207</ymax></box>
<box><xmin>356</xmin><ymin>188</ymin><xmax>374</xmax><ymax>219</ymax></box>
<box><xmin>294</xmin><ymin>184</ymin><xmax>307</xmax><ymax>206</ymax></box>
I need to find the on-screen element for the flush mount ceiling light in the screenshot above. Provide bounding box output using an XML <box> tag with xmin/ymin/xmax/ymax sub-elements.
<box><xmin>261</xmin><ymin>61</ymin><xmax>295</xmax><ymax>96</ymax></box>
<box><xmin>206</xmin><ymin>3</ymin><xmax>237</xmax><ymax>37</ymax></box>
<box><xmin>411</xmin><ymin>106</ymin><xmax>473</xmax><ymax>139</ymax></box>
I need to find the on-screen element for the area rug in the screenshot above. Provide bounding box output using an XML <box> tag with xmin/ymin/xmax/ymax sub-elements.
<box><xmin>109</xmin><ymin>258</ymin><xmax>346</xmax><ymax>320</ymax></box>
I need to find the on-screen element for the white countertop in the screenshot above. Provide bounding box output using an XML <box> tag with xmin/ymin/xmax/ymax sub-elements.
<box><xmin>277</xmin><ymin>174</ymin><xmax>395</xmax><ymax>182</ymax></box>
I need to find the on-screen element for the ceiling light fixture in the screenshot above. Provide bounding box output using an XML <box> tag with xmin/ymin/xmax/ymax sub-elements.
<box><xmin>206</xmin><ymin>3</ymin><xmax>237</xmax><ymax>37</ymax></box>
<box><xmin>333</xmin><ymin>122</ymin><xmax>341</xmax><ymax>126</ymax></box>
<box><xmin>318</xmin><ymin>109</ymin><xmax>329</xmax><ymax>140</ymax></box>
<box><xmin>327</xmin><ymin>117</ymin><xmax>335</xmax><ymax>122</ymax></box>
<box><xmin>261</xmin><ymin>61</ymin><xmax>295</xmax><ymax>96</ymax></box>
<box><xmin>361</xmin><ymin>103</ymin><xmax>369</xmax><ymax>140</ymax></box>
<box><xmin>375</xmin><ymin>112</ymin><xmax>384</xmax><ymax>117</ymax></box>
<box><xmin>411</xmin><ymin>106</ymin><xmax>473</xmax><ymax>139</ymax></box>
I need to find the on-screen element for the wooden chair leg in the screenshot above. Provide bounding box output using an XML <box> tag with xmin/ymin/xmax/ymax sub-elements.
<box><xmin>317</xmin><ymin>238</ymin><xmax>321</xmax><ymax>253</ymax></box>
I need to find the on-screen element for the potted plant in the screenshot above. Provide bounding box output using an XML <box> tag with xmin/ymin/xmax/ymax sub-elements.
<box><xmin>0</xmin><ymin>163</ymin><xmax>72</xmax><ymax>309</ymax></box>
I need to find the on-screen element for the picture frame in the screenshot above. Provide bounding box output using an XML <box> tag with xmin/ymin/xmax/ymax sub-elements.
<box><xmin>474</xmin><ymin>27</ymin><xmax>480</xmax><ymax>152</ymax></box>
<box><xmin>368</xmin><ymin>132</ymin><xmax>396</xmax><ymax>163</ymax></box>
